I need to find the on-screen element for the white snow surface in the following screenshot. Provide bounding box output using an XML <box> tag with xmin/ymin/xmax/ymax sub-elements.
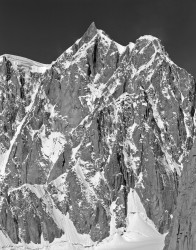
<box><xmin>1</xmin><ymin>188</ymin><xmax>165</xmax><ymax>250</ymax></box>
<box><xmin>4</xmin><ymin>183</ymin><xmax>93</xmax><ymax>250</ymax></box>
<box><xmin>97</xmin><ymin>189</ymin><xmax>165</xmax><ymax>250</ymax></box>
<box><xmin>50</xmin><ymin>173</ymin><xmax>68</xmax><ymax>202</ymax></box>
<box><xmin>128</xmin><ymin>42</ymin><xmax>135</xmax><ymax>51</ymax></box>
<box><xmin>0</xmin><ymin>230</ymin><xmax>13</xmax><ymax>249</ymax></box>
<box><xmin>138</xmin><ymin>35</ymin><xmax>160</xmax><ymax>43</ymax></box>
<box><xmin>114</xmin><ymin>42</ymin><xmax>126</xmax><ymax>54</ymax></box>
<box><xmin>95</xmin><ymin>231</ymin><xmax>164</xmax><ymax>250</ymax></box>
<box><xmin>123</xmin><ymin>122</ymin><xmax>139</xmax><ymax>173</ymax></box>
<box><xmin>0</xmin><ymin>54</ymin><xmax>51</xmax><ymax>73</ymax></box>
<box><xmin>39</xmin><ymin>125</ymin><xmax>66</xmax><ymax>164</ymax></box>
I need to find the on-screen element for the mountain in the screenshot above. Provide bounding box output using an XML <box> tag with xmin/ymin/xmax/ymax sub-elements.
<box><xmin>0</xmin><ymin>22</ymin><xmax>195</xmax><ymax>250</ymax></box>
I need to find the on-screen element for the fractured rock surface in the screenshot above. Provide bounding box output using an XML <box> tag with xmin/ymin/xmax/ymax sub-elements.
<box><xmin>0</xmin><ymin>22</ymin><xmax>195</xmax><ymax>249</ymax></box>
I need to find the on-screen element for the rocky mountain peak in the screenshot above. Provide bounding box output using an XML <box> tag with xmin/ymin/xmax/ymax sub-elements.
<box><xmin>0</xmin><ymin>23</ymin><xmax>195</xmax><ymax>250</ymax></box>
<box><xmin>84</xmin><ymin>21</ymin><xmax>98</xmax><ymax>38</ymax></box>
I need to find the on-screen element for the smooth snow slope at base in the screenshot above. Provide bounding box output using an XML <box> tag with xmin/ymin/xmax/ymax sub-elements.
<box><xmin>0</xmin><ymin>189</ymin><xmax>165</xmax><ymax>250</ymax></box>
<box><xmin>95</xmin><ymin>216</ymin><xmax>165</xmax><ymax>250</ymax></box>
<box><xmin>95</xmin><ymin>189</ymin><xmax>165</xmax><ymax>250</ymax></box>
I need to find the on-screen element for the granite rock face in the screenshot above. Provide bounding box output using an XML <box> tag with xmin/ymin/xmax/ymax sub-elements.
<box><xmin>164</xmin><ymin>140</ymin><xmax>196</xmax><ymax>250</ymax></box>
<box><xmin>0</xmin><ymin>23</ymin><xmax>195</xmax><ymax>249</ymax></box>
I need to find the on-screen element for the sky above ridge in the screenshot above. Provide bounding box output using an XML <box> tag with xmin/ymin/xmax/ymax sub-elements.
<box><xmin>0</xmin><ymin>0</ymin><xmax>195</xmax><ymax>77</ymax></box>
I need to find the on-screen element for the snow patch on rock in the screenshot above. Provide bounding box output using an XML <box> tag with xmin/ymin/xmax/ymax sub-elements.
<box><xmin>96</xmin><ymin>189</ymin><xmax>165</xmax><ymax>250</ymax></box>
<box><xmin>39</xmin><ymin>126</ymin><xmax>66</xmax><ymax>164</ymax></box>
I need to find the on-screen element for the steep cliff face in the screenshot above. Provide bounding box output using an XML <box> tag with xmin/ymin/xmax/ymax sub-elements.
<box><xmin>164</xmin><ymin>141</ymin><xmax>196</xmax><ymax>250</ymax></box>
<box><xmin>0</xmin><ymin>22</ymin><xmax>195</xmax><ymax>249</ymax></box>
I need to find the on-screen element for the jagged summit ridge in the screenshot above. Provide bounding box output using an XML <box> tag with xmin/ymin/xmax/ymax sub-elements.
<box><xmin>0</xmin><ymin>22</ymin><xmax>169</xmax><ymax>71</ymax></box>
<box><xmin>0</xmin><ymin>23</ymin><xmax>195</xmax><ymax>250</ymax></box>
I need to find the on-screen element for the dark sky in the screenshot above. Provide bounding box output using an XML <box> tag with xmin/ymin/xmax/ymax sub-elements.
<box><xmin>0</xmin><ymin>0</ymin><xmax>196</xmax><ymax>77</ymax></box>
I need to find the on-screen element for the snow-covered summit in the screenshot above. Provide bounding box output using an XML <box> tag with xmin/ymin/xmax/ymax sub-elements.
<box><xmin>0</xmin><ymin>54</ymin><xmax>51</xmax><ymax>73</ymax></box>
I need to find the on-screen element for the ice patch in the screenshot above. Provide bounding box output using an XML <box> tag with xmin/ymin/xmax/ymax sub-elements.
<box><xmin>71</xmin><ymin>140</ymin><xmax>83</xmax><ymax>161</ymax></box>
<box><xmin>128</xmin><ymin>42</ymin><xmax>135</xmax><ymax>52</ymax></box>
<box><xmin>110</xmin><ymin>201</ymin><xmax>117</xmax><ymax>236</ymax></box>
<box><xmin>50</xmin><ymin>173</ymin><xmax>68</xmax><ymax>202</ymax></box>
<box><xmin>74</xmin><ymin>159</ymin><xmax>97</xmax><ymax>202</ymax></box>
<box><xmin>84</xmin><ymin>82</ymin><xmax>106</xmax><ymax>112</ymax></box>
<box><xmin>31</xmin><ymin>65</ymin><xmax>50</xmax><ymax>74</ymax></box>
<box><xmin>163</xmin><ymin>151</ymin><xmax>181</xmax><ymax>175</ymax></box>
<box><xmin>90</xmin><ymin>171</ymin><xmax>101</xmax><ymax>188</ymax></box>
<box><xmin>114</xmin><ymin>42</ymin><xmax>126</xmax><ymax>54</ymax></box>
<box><xmin>136</xmin><ymin>172</ymin><xmax>145</xmax><ymax>189</ymax></box>
<box><xmin>149</xmin><ymin>95</ymin><xmax>165</xmax><ymax>130</ymax></box>
<box><xmin>123</xmin><ymin>123</ymin><xmax>139</xmax><ymax>173</ymax></box>
<box><xmin>162</xmin><ymin>85</ymin><xmax>171</xmax><ymax>99</ymax></box>
<box><xmin>183</xmin><ymin>111</ymin><xmax>191</xmax><ymax>137</ymax></box>
<box><xmin>39</xmin><ymin>126</ymin><xmax>66</xmax><ymax>164</ymax></box>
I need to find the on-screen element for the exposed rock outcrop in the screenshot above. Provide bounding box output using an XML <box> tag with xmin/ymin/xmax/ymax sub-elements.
<box><xmin>164</xmin><ymin>140</ymin><xmax>196</xmax><ymax>250</ymax></box>
<box><xmin>0</xmin><ymin>23</ymin><xmax>195</xmax><ymax>249</ymax></box>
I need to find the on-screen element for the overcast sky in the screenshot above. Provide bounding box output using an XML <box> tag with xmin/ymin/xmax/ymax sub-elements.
<box><xmin>0</xmin><ymin>0</ymin><xmax>195</xmax><ymax>77</ymax></box>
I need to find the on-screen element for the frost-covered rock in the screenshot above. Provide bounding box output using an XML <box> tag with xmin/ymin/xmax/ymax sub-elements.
<box><xmin>0</xmin><ymin>22</ymin><xmax>195</xmax><ymax>249</ymax></box>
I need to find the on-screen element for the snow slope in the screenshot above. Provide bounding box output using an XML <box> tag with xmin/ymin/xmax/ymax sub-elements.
<box><xmin>1</xmin><ymin>188</ymin><xmax>165</xmax><ymax>250</ymax></box>
<box><xmin>96</xmin><ymin>189</ymin><xmax>165</xmax><ymax>250</ymax></box>
<box><xmin>0</xmin><ymin>54</ymin><xmax>51</xmax><ymax>73</ymax></box>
